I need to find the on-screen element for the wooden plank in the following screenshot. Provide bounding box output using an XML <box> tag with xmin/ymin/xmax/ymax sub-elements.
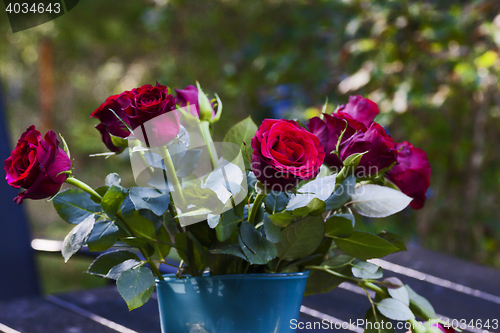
<box><xmin>0</xmin><ymin>297</ymin><xmax>118</xmax><ymax>333</ymax></box>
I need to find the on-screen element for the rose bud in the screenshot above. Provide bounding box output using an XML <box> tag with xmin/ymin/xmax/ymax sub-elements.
<box><xmin>4</xmin><ymin>126</ymin><xmax>71</xmax><ymax>204</ymax></box>
<box><xmin>307</xmin><ymin>112</ymin><xmax>366</xmax><ymax>172</ymax></box>
<box><xmin>386</xmin><ymin>141</ymin><xmax>431</xmax><ymax>209</ymax></box>
<box><xmin>339</xmin><ymin>122</ymin><xmax>398</xmax><ymax>178</ymax></box>
<box><xmin>251</xmin><ymin>119</ymin><xmax>325</xmax><ymax>192</ymax></box>
<box><xmin>175</xmin><ymin>82</ymin><xmax>222</xmax><ymax>123</ymax></box>
<box><xmin>338</xmin><ymin>95</ymin><xmax>380</xmax><ymax>127</ymax></box>
<box><xmin>90</xmin><ymin>94</ymin><xmax>131</xmax><ymax>152</ymax></box>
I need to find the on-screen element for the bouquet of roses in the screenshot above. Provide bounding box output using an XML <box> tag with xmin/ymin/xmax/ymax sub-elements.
<box><xmin>4</xmin><ymin>81</ymin><xmax>449</xmax><ymax>332</ymax></box>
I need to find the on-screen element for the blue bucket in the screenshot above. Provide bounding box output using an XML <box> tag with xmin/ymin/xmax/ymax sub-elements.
<box><xmin>156</xmin><ymin>271</ymin><xmax>309</xmax><ymax>333</ymax></box>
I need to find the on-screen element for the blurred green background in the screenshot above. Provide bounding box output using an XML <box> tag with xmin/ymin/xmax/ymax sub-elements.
<box><xmin>1</xmin><ymin>0</ymin><xmax>500</xmax><ymax>294</ymax></box>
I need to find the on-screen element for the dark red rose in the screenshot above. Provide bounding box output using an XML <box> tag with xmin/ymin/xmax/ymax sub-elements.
<box><xmin>339</xmin><ymin>122</ymin><xmax>398</xmax><ymax>178</ymax></box>
<box><xmin>386</xmin><ymin>141</ymin><xmax>431</xmax><ymax>209</ymax></box>
<box><xmin>117</xmin><ymin>83</ymin><xmax>176</xmax><ymax>129</ymax></box>
<box><xmin>90</xmin><ymin>94</ymin><xmax>131</xmax><ymax>152</ymax></box>
<box><xmin>251</xmin><ymin>119</ymin><xmax>325</xmax><ymax>191</ymax></box>
<box><xmin>91</xmin><ymin>83</ymin><xmax>179</xmax><ymax>149</ymax></box>
<box><xmin>307</xmin><ymin>113</ymin><xmax>366</xmax><ymax>171</ymax></box>
<box><xmin>338</xmin><ymin>95</ymin><xmax>380</xmax><ymax>127</ymax></box>
<box><xmin>4</xmin><ymin>126</ymin><xmax>71</xmax><ymax>204</ymax></box>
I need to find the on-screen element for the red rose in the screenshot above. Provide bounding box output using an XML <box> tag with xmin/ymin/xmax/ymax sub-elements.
<box><xmin>90</xmin><ymin>94</ymin><xmax>131</xmax><ymax>152</ymax></box>
<box><xmin>338</xmin><ymin>95</ymin><xmax>380</xmax><ymax>127</ymax></box>
<box><xmin>4</xmin><ymin>126</ymin><xmax>71</xmax><ymax>204</ymax></box>
<box><xmin>117</xmin><ymin>83</ymin><xmax>176</xmax><ymax>129</ymax></box>
<box><xmin>339</xmin><ymin>122</ymin><xmax>398</xmax><ymax>178</ymax></box>
<box><xmin>91</xmin><ymin>83</ymin><xmax>179</xmax><ymax>149</ymax></box>
<box><xmin>251</xmin><ymin>119</ymin><xmax>325</xmax><ymax>191</ymax></box>
<box><xmin>386</xmin><ymin>141</ymin><xmax>431</xmax><ymax>209</ymax></box>
<box><xmin>307</xmin><ymin>112</ymin><xmax>366</xmax><ymax>172</ymax></box>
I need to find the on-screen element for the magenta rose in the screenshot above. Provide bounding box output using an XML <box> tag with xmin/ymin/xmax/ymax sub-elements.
<box><xmin>307</xmin><ymin>112</ymin><xmax>366</xmax><ymax>171</ymax></box>
<box><xmin>251</xmin><ymin>119</ymin><xmax>325</xmax><ymax>191</ymax></box>
<box><xmin>386</xmin><ymin>141</ymin><xmax>431</xmax><ymax>209</ymax></box>
<box><xmin>339</xmin><ymin>122</ymin><xmax>398</xmax><ymax>178</ymax></box>
<box><xmin>338</xmin><ymin>95</ymin><xmax>380</xmax><ymax>127</ymax></box>
<box><xmin>4</xmin><ymin>126</ymin><xmax>71</xmax><ymax>204</ymax></box>
<box><xmin>175</xmin><ymin>85</ymin><xmax>216</xmax><ymax>118</ymax></box>
<box><xmin>91</xmin><ymin>83</ymin><xmax>179</xmax><ymax>149</ymax></box>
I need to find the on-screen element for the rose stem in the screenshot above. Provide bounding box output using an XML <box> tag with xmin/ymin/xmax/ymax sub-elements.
<box><xmin>200</xmin><ymin>120</ymin><xmax>219</xmax><ymax>169</ymax></box>
<box><xmin>64</xmin><ymin>176</ymin><xmax>165</xmax><ymax>281</ymax></box>
<box><xmin>159</xmin><ymin>146</ymin><xmax>187</xmax><ymax>207</ymax></box>
<box><xmin>248</xmin><ymin>192</ymin><xmax>266</xmax><ymax>224</ymax></box>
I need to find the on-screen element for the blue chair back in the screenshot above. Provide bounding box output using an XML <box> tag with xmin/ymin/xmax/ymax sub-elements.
<box><xmin>0</xmin><ymin>82</ymin><xmax>40</xmax><ymax>300</ymax></box>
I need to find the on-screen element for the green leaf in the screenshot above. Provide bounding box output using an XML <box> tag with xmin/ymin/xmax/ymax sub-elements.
<box><xmin>388</xmin><ymin>286</ymin><xmax>410</xmax><ymax>306</ymax></box>
<box><xmin>210</xmin><ymin>244</ymin><xmax>247</xmax><ymax>260</ymax></box>
<box><xmin>238</xmin><ymin>222</ymin><xmax>278</xmax><ymax>264</ymax></box>
<box><xmin>187</xmin><ymin>232</ymin><xmax>209</xmax><ymax>272</ymax></box>
<box><xmin>223</xmin><ymin>116</ymin><xmax>258</xmax><ymax>169</ymax></box>
<box><xmin>122</xmin><ymin>212</ymin><xmax>157</xmax><ymax>241</ymax></box>
<box><xmin>351</xmin><ymin>260</ymin><xmax>383</xmax><ymax>279</ymax></box>
<box><xmin>406</xmin><ymin>285</ymin><xmax>437</xmax><ymax>319</ymax></box>
<box><xmin>382</xmin><ymin>277</ymin><xmax>404</xmax><ymax>289</ymax></box>
<box><xmin>88</xmin><ymin>250</ymin><xmax>140</xmax><ymax>277</ymax></box>
<box><xmin>264</xmin><ymin>191</ymin><xmax>289</xmax><ymax>213</ymax></box>
<box><xmin>207</xmin><ymin>214</ymin><xmax>221</xmax><ymax>228</ymax></box>
<box><xmin>62</xmin><ymin>214</ymin><xmax>96</xmax><ymax>262</ymax></box>
<box><xmin>101</xmin><ymin>185</ymin><xmax>128</xmax><ymax>219</ymax></box>
<box><xmin>289</xmin><ymin>197</ymin><xmax>326</xmax><ymax>218</ymax></box>
<box><xmin>364</xmin><ymin>309</ymin><xmax>396</xmax><ymax>333</ymax></box>
<box><xmin>109</xmin><ymin>134</ymin><xmax>129</xmax><ymax>149</ymax></box>
<box><xmin>325</xmin><ymin>215</ymin><xmax>354</xmax><ymax>238</ymax></box>
<box><xmin>322</xmin><ymin>254</ymin><xmax>354</xmax><ymax>268</ymax></box>
<box><xmin>215</xmin><ymin>209</ymin><xmax>242</xmax><ymax>242</ymax></box>
<box><xmin>53</xmin><ymin>189</ymin><xmax>101</xmax><ymax>224</ymax></box>
<box><xmin>304</xmin><ymin>265</ymin><xmax>351</xmax><ymax>296</ymax></box>
<box><xmin>264</xmin><ymin>214</ymin><xmax>281</xmax><ymax>243</ymax></box>
<box><xmin>376</xmin><ymin>298</ymin><xmax>415</xmax><ymax>320</ymax></box>
<box><xmin>343</xmin><ymin>151</ymin><xmax>368</xmax><ymax>168</ymax></box>
<box><xmin>152</xmin><ymin>226</ymin><xmax>172</xmax><ymax>261</ymax></box>
<box><xmin>348</xmin><ymin>184</ymin><xmax>412</xmax><ymax>218</ymax></box>
<box><xmin>324</xmin><ymin>175</ymin><xmax>356</xmax><ymax>211</ymax></box>
<box><xmin>333</xmin><ymin>231</ymin><xmax>399</xmax><ymax>260</ymax></box>
<box><xmin>107</xmin><ymin>259</ymin><xmax>141</xmax><ymax>280</ymax></box>
<box><xmin>128</xmin><ymin>187</ymin><xmax>170</xmax><ymax>216</ymax></box>
<box><xmin>276</xmin><ymin>215</ymin><xmax>325</xmax><ymax>260</ymax></box>
<box><xmin>174</xmin><ymin>149</ymin><xmax>202</xmax><ymax>178</ymax></box>
<box><xmin>377</xmin><ymin>231</ymin><xmax>407</xmax><ymax>251</ymax></box>
<box><xmin>87</xmin><ymin>220</ymin><xmax>119</xmax><ymax>252</ymax></box>
<box><xmin>268</xmin><ymin>212</ymin><xmax>295</xmax><ymax>227</ymax></box>
<box><xmin>286</xmin><ymin>175</ymin><xmax>336</xmax><ymax>213</ymax></box>
<box><xmin>105</xmin><ymin>173</ymin><xmax>121</xmax><ymax>187</ymax></box>
<box><xmin>117</xmin><ymin>265</ymin><xmax>155</xmax><ymax>311</ymax></box>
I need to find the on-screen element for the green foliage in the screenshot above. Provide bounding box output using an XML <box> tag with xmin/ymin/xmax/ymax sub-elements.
<box><xmin>116</xmin><ymin>265</ymin><xmax>155</xmax><ymax>311</ymax></box>
<box><xmin>276</xmin><ymin>215</ymin><xmax>325</xmax><ymax>261</ymax></box>
<box><xmin>53</xmin><ymin>189</ymin><xmax>101</xmax><ymax>224</ymax></box>
<box><xmin>62</xmin><ymin>214</ymin><xmax>96</xmax><ymax>262</ymax></box>
<box><xmin>223</xmin><ymin>116</ymin><xmax>258</xmax><ymax>168</ymax></box>
<box><xmin>333</xmin><ymin>231</ymin><xmax>401</xmax><ymax>260</ymax></box>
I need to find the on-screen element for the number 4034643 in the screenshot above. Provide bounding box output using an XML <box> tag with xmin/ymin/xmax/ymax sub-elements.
<box><xmin>5</xmin><ymin>2</ymin><xmax>61</xmax><ymax>14</ymax></box>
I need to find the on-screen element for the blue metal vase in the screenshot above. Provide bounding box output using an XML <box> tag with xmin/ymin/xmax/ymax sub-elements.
<box><xmin>156</xmin><ymin>271</ymin><xmax>309</xmax><ymax>333</ymax></box>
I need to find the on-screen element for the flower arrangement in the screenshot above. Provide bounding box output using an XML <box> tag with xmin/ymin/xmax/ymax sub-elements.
<box><xmin>4</xmin><ymin>82</ymin><xmax>451</xmax><ymax>332</ymax></box>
